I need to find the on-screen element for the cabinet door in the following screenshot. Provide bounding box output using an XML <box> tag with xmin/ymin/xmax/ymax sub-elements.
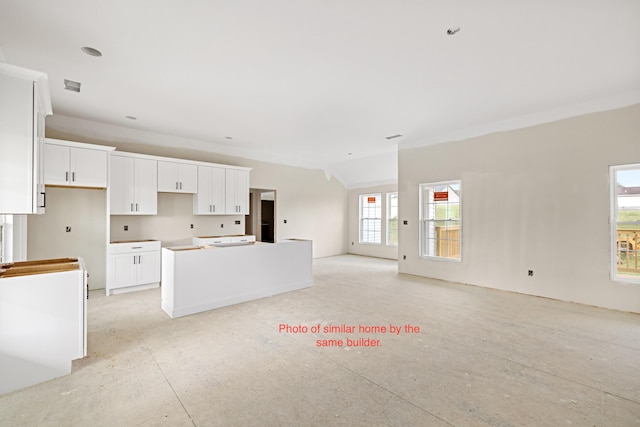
<box><xmin>193</xmin><ymin>166</ymin><xmax>225</xmax><ymax>214</ymax></box>
<box><xmin>210</xmin><ymin>167</ymin><xmax>226</xmax><ymax>213</ymax></box>
<box><xmin>137</xmin><ymin>250</ymin><xmax>161</xmax><ymax>285</ymax></box>
<box><xmin>235</xmin><ymin>170</ymin><xmax>249</xmax><ymax>214</ymax></box>
<box><xmin>157</xmin><ymin>161</ymin><xmax>180</xmax><ymax>192</ymax></box>
<box><xmin>44</xmin><ymin>144</ymin><xmax>71</xmax><ymax>186</ymax></box>
<box><xmin>109</xmin><ymin>156</ymin><xmax>135</xmax><ymax>214</ymax></box>
<box><xmin>0</xmin><ymin>74</ymin><xmax>36</xmax><ymax>214</ymax></box>
<box><xmin>193</xmin><ymin>166</ymin><xmax>212</xmax><ymax>214</ymax></box>
<box><xmin>133</xmin><ymin>158</ymin><xmax>157</xmax><ymax>214</ymax></box>
<box><xmin>70</xmin><ymin>147</ymin><xmax>108</xmax><ymax>188</ymax></box>
<box><xmin>178</xmin><ymin>163</ymin><xmax>197</xmax><ymax>193</ymax></box>
<box><xmin>225</xmin><ymin>169</ymin><xmax>249</xmax><ymax>214</ymax></box>
<box><xmin>111</xmin><ymin>253</ymin><xmax>137</xmax><ymax>289</ymax></box>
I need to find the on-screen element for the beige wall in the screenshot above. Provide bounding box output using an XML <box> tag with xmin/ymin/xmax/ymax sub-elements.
<box><xmin>348</xmin><ymin>184</ymin><xmax>398</xmax><ymax>260</ymax></box>
<box><xmin>27</xmin><ymin>187</ymin><xmax>107</xmax><ymax>290</ymax></box>
<box><xmin>46</xmin><ymin>128</ymin><xmax>348</xmax><ymax>260</ymax></box>
<box><xmin>398</xmin><ymin>104</ymin><xmax>640</xmax><ymax>313</ymax></box>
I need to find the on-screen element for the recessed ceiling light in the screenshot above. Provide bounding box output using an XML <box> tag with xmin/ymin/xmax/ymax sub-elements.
<box><xmin>348</xmin><ymin>152</ymin><xmax>353</xmax><ymax>155</ymax></box>
<box><xmin>125</xmin><ymin>115</ymin><xmax>137</xmax><ymax>120</ymax></box>
<box><xmin>81</xmin><ymin>46</ymin><xmax>102</xmax><ymax>57</ymax></box>
<box><xmin>225</xmin><ymin>136</ymin><xmax>233</xmax><ymax>140</ymax></box>
<box><xmin>64</xmin><ymin>79</ymin><xmax>81</xmax><ymax>92</ymax></box>
<box><xmin>385</xmin><ymin>134</ymin><xmax>403</xmax><ymax>140</ymax></box>
<box><xmin>446</xmin><ymin>27</ymin><xmax>460</xmax><ymax>35</ymax></box>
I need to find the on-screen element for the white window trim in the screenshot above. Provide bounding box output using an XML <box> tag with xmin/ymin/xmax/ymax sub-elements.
<box><xmin>610</xmin><ymin>164</ymin><xmax>640</xmax><ymax>284</ymax></box>
<box><xmin>386</xmin><ymin>192</ymin><xmax>398</xmax><ymax>247</ymax></box>
<box><xmin>419</xmin><ymin>180</ymin><xmax>462</xmax><ymax>262</ymax></box>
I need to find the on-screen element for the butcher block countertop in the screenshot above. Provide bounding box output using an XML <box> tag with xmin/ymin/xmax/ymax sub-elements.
<box><xmin>0</xmin><ymin>258</ymin><xmax>79</xmax><ymax>278</ymax></box>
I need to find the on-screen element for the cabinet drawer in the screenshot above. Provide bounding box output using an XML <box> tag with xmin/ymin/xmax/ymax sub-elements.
<box><xmin>109</xmin><ymin>241</ymin><xmax>161</xmax><ymax>254</ymax></box>
<box><xmin>193</xmin><ymin>236</ymin><xmax>232</xmax><ymax>246</ymax></box>
<box><xmin>230</xmin><ymin>235</ymin><xmax>256</xmax><ymax>244</ymax></box>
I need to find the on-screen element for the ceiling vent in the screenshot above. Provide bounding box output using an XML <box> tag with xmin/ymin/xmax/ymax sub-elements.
<box><xmin>64</xmin><ymin>79</ymin><xmax>81</xmax><ymax>92</ymax></box>
<box><xmin>385</xmin><ymin>134</ymin><xmax>403</xmax><ymax>140</ymax></box>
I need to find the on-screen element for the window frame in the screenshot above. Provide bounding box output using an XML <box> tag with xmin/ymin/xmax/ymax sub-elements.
<box><xmin>610</xmin><ymin>164</ymin><xmax>640</xmax><ymax>284</ymax></box>
<box><xmin>359</xmin><ymin>193</ymin><xmax>382</xmax><ymax>245</ymax></box>
<box><xmin>386</xmin><ymin>192</ymin><xmax>398</xmax><ymax>247</ymax></box>
<box><xmin>419</xmin><ymin>180</ymin><xmax>462</xmax><ymax>261</ymax></box>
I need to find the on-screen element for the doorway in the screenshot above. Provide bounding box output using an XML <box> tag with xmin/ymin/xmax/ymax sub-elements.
<box><xmin>246</xmin><ymin>189</ymin><xmax>276</xmax><ymax>243</ymax></box>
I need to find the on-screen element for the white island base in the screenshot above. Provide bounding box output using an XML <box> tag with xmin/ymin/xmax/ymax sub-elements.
<box><xmin>161</xmin><ymin>239</ymin><xmax>312</xmax><ymax>318</ymax></box>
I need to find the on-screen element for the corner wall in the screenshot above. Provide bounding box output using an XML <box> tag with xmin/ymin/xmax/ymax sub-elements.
<box><xmin>398</xmin><ymin>104</ymin><xmax>640</xmax><ymax>313</ymax></box>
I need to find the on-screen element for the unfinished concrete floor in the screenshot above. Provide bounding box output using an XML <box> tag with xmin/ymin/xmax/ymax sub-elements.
<box><xmin>1</xmin><ymin>255</ymin><xmax>639</xmax><ymax>426</ymax></box>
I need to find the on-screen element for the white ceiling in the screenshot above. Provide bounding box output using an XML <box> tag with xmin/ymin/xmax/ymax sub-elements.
<box><xmin>1</xmin><ymin>1</ymin><xmax>639</xmax><ymax>187</ymax></box>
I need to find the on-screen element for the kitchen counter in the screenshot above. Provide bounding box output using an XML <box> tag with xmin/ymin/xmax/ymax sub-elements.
<box><xmin>0</xmin><ymin>257</ymin><xmax>87</xmax><ymax>395</ymax></box>
<box><xmin>161</xmin><ymin>239</ymin><xmax>312</xmax><ymax>318</ymax></box>
<box><xmin>0</xmin><ymin>257</ymin><xmax>79</xmax><ymax>278</ymax></box>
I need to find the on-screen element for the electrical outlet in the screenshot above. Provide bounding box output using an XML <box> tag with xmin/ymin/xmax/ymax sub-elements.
<box><xmin>352</xmin><ymin>242</ymin><xmax>354</xmax><ymax>245</ymax></box>
<box><xmin>403</xmin><ymin>220</ymin><xmax>408</xmax><ymax>225</ymax></box>
<box><xmin>124</xmin><ymin>225</ymin><xmax>128</xmax><ymax>231</ymax></box>
<box><xmin>220</xmin><ymin>223</ymin><xmax>224</xmax><ymax>228</ymax></box>
<box><xmin>235</xmin><ymin>220</ymin><xmax>241</xmax><ymax>225</ymax></box>
<box><xmin>190</xmin><ymin>224</ymin><xmax>194</xmax><ymax>229</ymax></box>
<box><xmin>528</xmin><ymin>270</ymin><xmax>534</xmax><ymax>276</ymax></box>
<box><xmin>403</xmin><ymin>255</ymin><xmax>406</xmax><ymax>260</ymax></box>
<box><xmin>284</xmin><ymin>219</ymin><xmax>287</xmax><ymax>224</ymax></box>
<box><xmin>65</xmin><ymin>226</ymin><xmax>71</xmax><ymax>232</ymax></box>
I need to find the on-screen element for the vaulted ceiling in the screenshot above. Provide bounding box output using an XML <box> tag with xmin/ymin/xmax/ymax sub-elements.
<box><xmin>1</xmin><ymin>1</ymin><xmax>639</xmax><ymax>187</ymax></box>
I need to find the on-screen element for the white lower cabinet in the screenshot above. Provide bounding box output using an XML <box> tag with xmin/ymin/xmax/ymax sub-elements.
<box><xmin>107</xmin><ymin>241</ymin><xmax>161</xmax><ymax>295</ymax></box>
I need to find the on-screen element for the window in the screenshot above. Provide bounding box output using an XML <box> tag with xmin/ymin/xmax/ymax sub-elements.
<box><xmin>420</xmin><ymin>181</ymin><xmax>461</xmax><ymax>260</ymax></box>
<box><xmin>611</xmin><ymin>164</ymin><xmax>640</xmax><ymax>283</ymax></box>
<box><xmin>359</xmin><ymin>193</ymin><xmax>382</xmax><ymax>244</ymax></box>
<box><xmin>387</xmin><ymin>192</ymin><xmax>398</xmax><ymax>246</ymax></box>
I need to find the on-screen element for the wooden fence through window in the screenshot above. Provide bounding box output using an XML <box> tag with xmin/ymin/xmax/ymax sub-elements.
<box><xmin>435</xmin><ymin>226</ymin><xmax>460</xmax><ymax>258</ymax></box>
<box><xmin>617</xmin><ymin>229</ymin><xmax>640</xmax><ymax>274</ymax></box>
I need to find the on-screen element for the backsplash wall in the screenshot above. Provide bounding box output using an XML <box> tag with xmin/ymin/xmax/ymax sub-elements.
<box><xmin>109</xmin><ymin>193</ymin><xmax>244</xmax><ymax>246</ymax></box>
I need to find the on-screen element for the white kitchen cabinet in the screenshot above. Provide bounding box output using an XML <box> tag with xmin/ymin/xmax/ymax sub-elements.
<box><xmin>225</xmin><ymin>168</ymin><xmax>250</xmax><ymax>214</ymax></box>
<box><xmin>44</xmin><ymin>140</ymin><xmax>113</xmax><ymax>188</ymax></box>
<box><xmin>157</xmin><ymin>160</ymin><xmax>197</xmax><ymax>193</ymax></box>
<box><xmin>193</xmin><ymin>165</ymin><xmax>226</xmax><ymax>214</ymax></box>
<box><xmin>0</xmin><ymin>63</ymin><xmax>51</xmax><ymax>214</ymax></box>
<box><xmin>110</xmin><ymin>154</ymin><xmax>158</xmax><ymax>215</ymax></box>
<box><xmin>107</xmin><ymin>240</ymin><xmax>161</xmax><ymax>295</ymax></box>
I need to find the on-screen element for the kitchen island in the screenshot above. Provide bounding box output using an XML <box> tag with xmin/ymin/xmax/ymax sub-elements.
<box><xmin>161</xmin><ymin>239</ymin><xmax>312</xmax><ymax>318</ymax></box>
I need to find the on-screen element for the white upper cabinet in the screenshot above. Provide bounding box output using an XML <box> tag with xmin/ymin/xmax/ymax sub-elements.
<box><xmin>225</xmin><ymin>169</ymin><xmax>250</xmax><ymax>214</ymax></box>
<box><xmin>157</xmin><ymin>161</ymin><xmax>197</xmax><ymax>193</ymax></box>
<box><xmin>193</xmin><ymin>165</ymin><xmax>226</xmax><ymax>214</ymax></box>
<box><xmin>110</xmin><ymin>154</ymin><xmax>157</xmax><ymax>215</ymax></box>
<box><xmin>44</xmin><ymin>139</ymin><xmax>113</xmax><ymax>188</ymax></box>
<box><xmin>0</xmin><ymin>63</ymin><xmax>51</xmax><ymax>214</ymax></box>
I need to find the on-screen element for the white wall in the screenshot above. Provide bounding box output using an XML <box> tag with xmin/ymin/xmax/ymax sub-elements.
<box><xmin>27</xmin><ymin>187</ymin><xmax>107</xmax><ymax>290</ymax></box>
<box><xmin>398</xmin><ymin>104</ymin><xmax>640</xmax><ymax>313</ymax></box>
<box><xmin>348</xmin><ymin>183</ymin><xmax>398</xmax><ymax>260</ymax></box>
